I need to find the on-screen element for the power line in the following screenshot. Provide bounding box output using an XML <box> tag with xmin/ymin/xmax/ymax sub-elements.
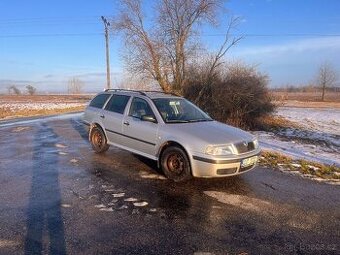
<box><xmin>0</xmin><ymin>16</ymin><xmax>107</xmax><ymax>23</ymax></box>
<box><xmin>0</xmin><ymin>33</ymin><xmax>103</xmax><ymax>38</ymax></box>
<box><xmin>1</xmin><ymin>16</ymin><xmax>339</xmax><ymax>23</ymax></box>
<box><xmin>203</xmin><ymin>33</ymin><xmax>340</xmax><ymax>37</ymax></box>
<box><xmin>1</xmin><ymin>33</ymin><xmax>340</xmax><ymax>38</ymax></box>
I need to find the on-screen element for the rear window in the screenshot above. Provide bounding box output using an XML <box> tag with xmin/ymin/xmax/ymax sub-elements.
<box><xmin>89</xmin><ymin>94</ymin><xmax>111</xmax><ymax>109</ymax></box>
<box><xmin>105</xmin><ymin>94</ymin><xmax>130</xmax><ymax>114</ymax></box>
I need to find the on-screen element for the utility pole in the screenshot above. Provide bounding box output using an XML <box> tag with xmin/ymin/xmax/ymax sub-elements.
<box><xmin>101</xmin><ymin>16</ymin><xmax>111</xmax><ymax>89</ymax></box>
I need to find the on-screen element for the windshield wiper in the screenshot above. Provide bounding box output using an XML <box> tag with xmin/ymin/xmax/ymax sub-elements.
<box><xmin>166</xmin><ymin>120</ymin><xmax>190</xmax><ymax>123</ymax></box>
<box><xmin>188</xmin><ymin>119</ymin><xmax>213</xmax><ymax>123</ymax></box>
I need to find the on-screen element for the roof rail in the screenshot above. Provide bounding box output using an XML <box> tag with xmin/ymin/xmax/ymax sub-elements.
<box><xmin>103</xmin><ymin>88</ymin><xmax>180</xmax><ymax>97</ymax></box>
<box><xmin>142</xmin><ymin>90</ymin><xmax>179</xmax><ymax>96</ymax></box>
<box><xmin>104</xmin><ymin>88</ymin><xmax>146</xmax><ymax>96</ymax></box>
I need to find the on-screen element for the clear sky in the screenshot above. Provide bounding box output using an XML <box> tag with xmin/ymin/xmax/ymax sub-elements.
<box><xmin>0</xmin><ymin>0</ymin><xmax>340</xmax><ymax>93</ymax></box>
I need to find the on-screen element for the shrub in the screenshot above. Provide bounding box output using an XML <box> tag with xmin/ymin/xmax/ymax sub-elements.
<box><xmin>184</xmin><ymin>62</ymin><xmax>275</xmax><ymax>129</ymax></box>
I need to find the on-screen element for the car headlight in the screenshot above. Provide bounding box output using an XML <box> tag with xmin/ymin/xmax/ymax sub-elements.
<box><xmin>205</xmin><ymin>145</ymin><xmax>237</xmax><ymax>156</ymax></box>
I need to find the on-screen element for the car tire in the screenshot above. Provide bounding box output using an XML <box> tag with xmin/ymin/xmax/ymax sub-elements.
<box><xmin>161</xmin><ymin>146</ymin><xmax>192</xmax><ymax>182</ymax></box>
<box><xmin>90</xmin><ymin>126</ymin><xmax>109</xmax><ymax>153</ymax></box>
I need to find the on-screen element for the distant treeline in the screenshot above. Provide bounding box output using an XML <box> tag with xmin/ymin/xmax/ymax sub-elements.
<box><xmin>271</xmin><ymin>85</ymin><xmax>340</xmax><ymax>93</ymax></box>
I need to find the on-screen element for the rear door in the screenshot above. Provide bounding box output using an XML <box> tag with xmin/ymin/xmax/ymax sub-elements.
<box><xmin>121</xmin><ymin>97</ymin><xmax>159</xmax><ymax>158</ymax></box>
<box><xmin>83</xmin><ymin>93</ymin><xmax>111</xmax><ymax>124</ymax></box>
<box><xmin>102</xmin><ymin>94</ymin><xmax>131</xmax><ymax>145</ymax></box>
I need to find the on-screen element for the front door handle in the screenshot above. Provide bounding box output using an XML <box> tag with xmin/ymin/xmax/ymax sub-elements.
<box><xmin>123</xmin><ymin>121</ymin><xmax>130</xmax><ymax>126</ymax></box>
<box><xmin>100</xmin><ymin>114</ymin><xmax>105</xmax><ymax>119</ymax></box>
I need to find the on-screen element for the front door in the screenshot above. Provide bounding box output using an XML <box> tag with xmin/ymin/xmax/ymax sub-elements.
<box><xmin>121</xmin><ymin>97</ymin><xmax>159</xmax><ymax>158</ymax></box>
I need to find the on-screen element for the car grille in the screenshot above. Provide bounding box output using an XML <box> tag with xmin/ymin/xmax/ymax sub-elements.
<box><xmin>235</xmin><ymin>141</ymin><xmax>255</xmax><ymax>154</ymax></box>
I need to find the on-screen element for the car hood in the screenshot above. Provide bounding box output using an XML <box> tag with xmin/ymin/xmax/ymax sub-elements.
<box><xmin>164</xmin><ymin>120</ymin><xmax>255</xmax><ymax>145</ymax></box>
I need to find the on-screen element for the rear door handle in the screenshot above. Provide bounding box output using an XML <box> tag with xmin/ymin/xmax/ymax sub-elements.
<box><xmin>100</xmin><ymin>114</ymin><xmax>105</xmax><ymax>119</ymax></box>
<box><xmin>123</xmin><ymin>121</ymin><xmax>130</xmax><ymax>126</ymax></box>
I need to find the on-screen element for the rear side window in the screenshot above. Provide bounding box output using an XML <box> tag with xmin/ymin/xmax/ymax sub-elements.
<box><xmin>105</xmin><ymin>94</ymin><xmax>130</xmax><ymax>114</ymax></box>
<box><xmin>89</xmin><ymin>94</ymin><xmax>111</xmax><ymax>109</ymax></box>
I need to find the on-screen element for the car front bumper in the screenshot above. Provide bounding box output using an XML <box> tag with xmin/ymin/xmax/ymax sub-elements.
<box><xmin>190</xmin><ymin>149</ymin><xmax>261</xmax><ymax>178</ymax></box>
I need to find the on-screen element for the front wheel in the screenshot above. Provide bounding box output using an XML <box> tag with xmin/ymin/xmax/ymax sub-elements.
<box><xmin>90</xmin><ymin>126</ymin><xmax>109</xmax><ymax>153</ymax></box>
<box><xmin>161</xmin><ymin>146</ymin><xmax>192</xmax><ymax>182</ymax></box>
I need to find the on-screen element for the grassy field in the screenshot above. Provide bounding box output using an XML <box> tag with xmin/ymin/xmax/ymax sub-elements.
<box><xmin>0</xmin><ymin>94</ymin><xmax>92</xmax><ymax>120</ymax></box>
<box><xmin>271</xmin><ymin>91</ymin><xmax>340</xmax><ymax>102</ymax></box>
<box><xmin>271</xmin><ymin>91</ymin><xmax>340</xmax><ymax>108</ymax></box>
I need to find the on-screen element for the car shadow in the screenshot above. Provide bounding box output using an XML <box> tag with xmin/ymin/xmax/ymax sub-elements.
<box><xmin>24</xmin><ymin>123</ymin><xmax>66</xmax><ymax>255</ymax></box>
<box><xmin>132</xmin><ymin>154</ymin><xmax>162</xmax><ymax>174</ymax></box>
<box><xmin>69</xmin><ymin>118</ymin><xmax>88</xmax><ymax>142</ymax></box>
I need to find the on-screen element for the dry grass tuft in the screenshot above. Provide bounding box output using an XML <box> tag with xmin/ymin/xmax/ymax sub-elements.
<box><xmin>260</xmin><ymin>151</ymin><xmax>340</xmax><ymax>180</ymax></box>
<box><xmin>255</xmin><ymin>115</ymin><xmax>299</xmax><ymax>131</ymax></box>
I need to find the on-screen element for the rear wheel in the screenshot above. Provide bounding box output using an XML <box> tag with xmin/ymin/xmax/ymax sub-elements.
<box><xmin>161</xmin><ymin>146</ymin><xmax>192</xmax><ymax>182</ymax></box>
<box><xmin>90</xmin><ymin>126</ymin><xmax>109</xmax><ymax>153</ymax></box>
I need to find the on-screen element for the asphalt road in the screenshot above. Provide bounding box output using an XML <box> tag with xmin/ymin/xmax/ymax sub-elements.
<box><xmin>0</xmin><ymin>114</ymin><xmax>339</xmax><ymax>255</ymax></box>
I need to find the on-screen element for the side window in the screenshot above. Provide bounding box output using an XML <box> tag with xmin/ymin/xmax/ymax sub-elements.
<box><xmin>129</xmin><ymin>97</ymin><xmax>155</xmax><ymax>119</ymax></box>
<box><xmin>104</xmin><ymin>94</ymin><xmax>130</xmax><ymax>114</ymax></box>
<box><xmin>89</xmin><ymin>94</ymin><xmax>111</xmax><ymax>109</ymax></box>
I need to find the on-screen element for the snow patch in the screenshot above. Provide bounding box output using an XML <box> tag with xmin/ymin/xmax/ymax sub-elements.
<box><xmin>55</xmin><ymin>143</ymin><xmax>67</xmax><ymax>148</ymax></box>
<box><xmin>100</xmin><ymin>207</ymin><xmax>114</xmax><ymax>212</ymax></box>
<box><xmin>104</xmin><ymin>189</ymin><xmax>115</xmax><ymax>192</ymax></box>
<box><xmin>112</xmin><ymin>193</ymin><xmax>125</xmax><ymax>198</ymax></box>
<box><xmin>70</xmin><ymin>158</ymin><xmax>78</xmax><ymax>163</ymax></box>
<box><xmin>140</xmin><ymin>173</ymin><xmax>166</xmax><ymax>180</ymax></box>
<box><xmin>291</xmin><ymin>163</ymin><xmax>301</xmax><ymax>168</ymax></box>
<box><xmin>124</xmin><ymin>197</ymin><xmax>138</xmax><ymax>202</ymax></box>
<box><xmin>133</xmin><ymin>201</ymin><xmax>148</xmax><ymax>207</ymax></box>
<box><xmin>255</xmin><ymin>107</ymin><xmax>340</xmax><ymax>167</ymax></box>
<box><xmin>94</xmin><ymin>204</ymin><xmax>106</xmax><ymax>208</ymax></box>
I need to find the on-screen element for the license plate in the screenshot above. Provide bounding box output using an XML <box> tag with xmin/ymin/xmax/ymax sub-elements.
<box><xmin>241</xmin><ymin>156</ymin><xmax>258</xmax><ymax>168</ymax></box>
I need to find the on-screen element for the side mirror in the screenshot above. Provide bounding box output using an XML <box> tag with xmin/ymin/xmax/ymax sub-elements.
<box><xmin>141</xmin><ymin>115</ymin><xmax>157</xmax><ymax>123</ymax></box>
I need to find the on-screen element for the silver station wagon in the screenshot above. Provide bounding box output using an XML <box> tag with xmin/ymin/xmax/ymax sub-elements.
<box><xmin>83</xmin><ymin>89</ymin><xmax>260</xmax><ymax>182</ymax></box>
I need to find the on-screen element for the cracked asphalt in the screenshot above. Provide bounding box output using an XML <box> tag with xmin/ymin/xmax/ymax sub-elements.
<box><xmin>0</xmin><ymin>113</ymin><xmax>339</xmax><ymax>255</ymax></box>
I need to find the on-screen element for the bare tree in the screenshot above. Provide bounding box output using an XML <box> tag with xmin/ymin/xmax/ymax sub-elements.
<box><xmin>191</xmin><ymin>17</ymin><xmax>243</xmax><ymax>104</ymax></box>
<box><xmin>26</xmin><ymin>85</ymin><xmax>37</xmax><ymax>95</ymax></box>
<box><xmin>68</xmin><ymin>77</ymin><xmax>84</xmax><ymax>94</ymax></box>
<box><xmin>118</xmin><ymin>73</ymin><xmax>159</xmax><ymax>91</ymax></box>
<box><xmin>317</xmin><ymin>62</ymin><xmax>337</xmax><ymax>101</ymax></box>
<box><xmin>8</xmin><ymin>85</ymin><xmax>21</xmax><ymax>95</ymax></box>
<box><xmin>112</xmin><ymin>0</ymin><xmax>241</xmax><ymax>94</ymax></box>
<box><xmin>113</xmin><ymin>0</ymin><xmax>168</xmax><ymax>90</ymax></box>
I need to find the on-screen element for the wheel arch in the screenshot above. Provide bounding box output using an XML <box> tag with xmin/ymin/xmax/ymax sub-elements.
<box><xmin>157</xmin><ymin>141</ymin><xmax>192</xmax><ymax>170</ymax></box>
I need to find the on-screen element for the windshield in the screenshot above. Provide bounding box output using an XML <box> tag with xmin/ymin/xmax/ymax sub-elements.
<box><xmin>152</xmin><ymin>98</ymin><xmax>213</xmax><ymax>123</ymax></box>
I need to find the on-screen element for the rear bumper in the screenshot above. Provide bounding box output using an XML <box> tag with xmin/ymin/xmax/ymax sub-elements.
<box><xmin>190</xmin><ymin>149</ymin><xmax>261</xmax><ymax>178</ymax></box>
